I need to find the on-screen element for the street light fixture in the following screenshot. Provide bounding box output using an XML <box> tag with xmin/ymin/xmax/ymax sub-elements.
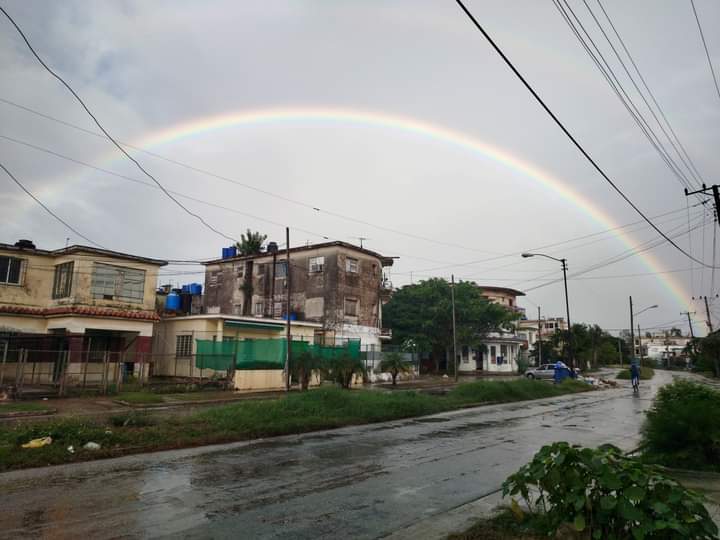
<box><xmin>521</xmin><ymin>252</ymin><xmax>574</xmax><ymax>370</ymax></box>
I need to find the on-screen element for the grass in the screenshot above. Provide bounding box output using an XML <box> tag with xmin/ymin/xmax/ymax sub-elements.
<box><xmin>616</xmin><ymin>366</ymin><xmax>654</xmax><ymax>380</ymax></box>
<box><xmin>0</xmin><ymin>402</ymin><xmax>52</xmax><ymax>414</ymax></box>
<box><xmin>0</xmin><ymin>379</ymin><xmax>592</xmax><ymax>472</ymax></box>
<box><xmin>115</xmin><ymin>391</ymin><xmax>165</xmax><ymax>404</ymax></box>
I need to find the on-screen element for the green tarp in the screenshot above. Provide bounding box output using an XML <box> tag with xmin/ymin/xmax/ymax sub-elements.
<box><xmin>195</xmin><ymin>338</ymin><xmax>361</xmax><ymax>371</ymax></box>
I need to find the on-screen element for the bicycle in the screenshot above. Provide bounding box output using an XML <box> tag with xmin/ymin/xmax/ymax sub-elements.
<box><xmin>631</xmin><ymin>376</ymin><xmax>639</xmax><ymax>394</ymax></box>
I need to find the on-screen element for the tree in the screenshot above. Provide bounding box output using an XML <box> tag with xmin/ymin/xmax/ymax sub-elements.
<box><xmin>290</xmin><ymin>351</ymin><xmax>320</xmax><ymax>391</ymax></box>
<box><xmin>236</xmin><ymin>229</ymin><xmax>267</xmax><ymax>256</ymax></box>
<box><xmin>383</xmin><ymin>278</ymin><xmax>517</xmax><ymax>372</ymax></box>
<box><xmin>692</xmin><ymin>331</ymin><xmax>720</xmax><ymax>377</ymax></box>
<box><xmin>322</xmin><ymin>354</ymin><xmax>366</xmax><ymax>389</ymax></box>
<box><xmin>378</xmin><ymin>352</ymin><xmax>413</xmax><ymax>386</ymax></box>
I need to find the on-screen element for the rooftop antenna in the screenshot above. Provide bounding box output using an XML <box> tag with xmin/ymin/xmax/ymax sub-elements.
<box><xmin>354</xmin><ymin>236</ymin><xmax>370</xmax><ymax>249</ymax></box>
<box><xmin>65</xmin><ymin>237</ymin><xmax>70</xmax><ymax>247</ymax></box>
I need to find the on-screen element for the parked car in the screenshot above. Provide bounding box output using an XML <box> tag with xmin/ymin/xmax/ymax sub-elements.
<box><xmin>525</xmin><ymin>364</ymin><xmax>556</xmax><ymax>380</ymax></box>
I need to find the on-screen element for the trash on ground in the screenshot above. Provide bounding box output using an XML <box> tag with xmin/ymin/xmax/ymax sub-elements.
<box><xmin>22</xmin><ymin>436</ymin><xmax>52</xmax><ymax>449</ymax></box>
<box><xmin>67</xmin><ymin>445</ymin><xmax>75</xmax><ymax>454</ymax></box>
<box><xmin>83</xmin><ymin>442</ymin><xmax>101</xmax><ymax>450</ymax></box>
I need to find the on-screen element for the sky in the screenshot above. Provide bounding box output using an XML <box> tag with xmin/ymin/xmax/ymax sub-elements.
<box><xmin>1</xmin><ymin>0</ymin><xmax>719</xmax><ymax>335</ymax></box>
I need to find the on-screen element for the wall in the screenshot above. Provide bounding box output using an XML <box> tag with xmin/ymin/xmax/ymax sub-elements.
<box><xmin>233</xmin><ymin>369</ymin><xmax>285</xmax><ymax>391</ymax></box>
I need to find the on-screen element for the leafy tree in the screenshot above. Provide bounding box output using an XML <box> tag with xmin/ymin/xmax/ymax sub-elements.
<box><xmin>383</xmin><ymin>278</ymin><xmax>518</xmax><ymax>372</ymax></box>
<box><xmin>378</xmin><ymin>352</ymin><xmax>413</xmax><ymax>386</ymax></box>
<box><xmin>236</xmin><ymin>229</ymin><xmax>267</xmax><ymax>256</ymax></box>
<box><xmin>290</xmin><ymin>351</ymin><xmax>320</xmax><ymax>391</ymax></box>
<box><xmin>690</xmin><ymin>331</ymin><xmax>720</xmax><ymax>377</ymax></box>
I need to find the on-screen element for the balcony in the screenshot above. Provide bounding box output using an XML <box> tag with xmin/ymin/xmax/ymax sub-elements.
<box><xmin>379</xmin><ymin>328</ymin><xmax>392</xmax><ymax>341</ymax></box>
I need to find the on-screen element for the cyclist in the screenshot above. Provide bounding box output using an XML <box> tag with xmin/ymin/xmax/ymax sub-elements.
<box><xmin>630</xmin><ymin>361</ymin><xmax>640</xmax><ymax>393</ymax></box>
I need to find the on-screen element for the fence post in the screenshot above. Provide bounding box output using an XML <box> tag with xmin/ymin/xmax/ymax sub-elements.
<box><xmin>16</xmin><ymin>349</ymin><xmax>27</xmax><ymax>397</ymax></box>
<box><xmin>117</xmin><ymin>352</ymin><xmax>124</xmax><ymax>394</ymax></box>
<box><xmin>82</xmin><ymin>337</ymin><xmax>91</xmax><ymax>390</ymax></box>
<box><xmin>0</xmin><ymin>341</ymin><xmax>7</xmax><ymax>387</ymax></box>
<box><xmin>174</xmin><ymin>353</ymin><xmax>178</xmax><ymax>379</ymax></box>
<box><xmin>102</xmin><ymin>351</ymin><xmax>109</xmax><ymax>395</ymax></box>
<box><xmin>58</xmin><ymin>351</ymin><xmax>67</xmax><ymax>397</ymax></box>
<box><xmin>199</xmin><ymin>354</ymin><xmax>204</xmax><ymax>386</ymax></box>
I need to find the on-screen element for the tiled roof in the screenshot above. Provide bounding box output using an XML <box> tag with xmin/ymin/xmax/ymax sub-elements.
<box><xmin>0</xmin><ymin>304</ymin><xmax>160</xmax><ymax>322</ymax></box>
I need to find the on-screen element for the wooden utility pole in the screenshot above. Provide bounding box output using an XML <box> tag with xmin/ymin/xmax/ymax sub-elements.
<box><xmin>451</xmin><ymin>274</ymin><xmax>458</xmax><ymax>382</ymax></box>
<box><xmin>537</xmin><ymin>306</ymin><xmax>542</xmax><ymax>366</ymax></box>
<box><xmin>285</xmin><ymin>227</ymin><xmax>291</xmax><ymax>392</ymax></box>
<box><xmin>704</xmin><ymin>296</ymin><xmax>714</xmax><ymax>333</ymax></box>
<box><xmin>681</xmin><ymin>311</ymin><xmax>696</xmax><ymax>339</ymax></box>
<box><xmin>629</xmin><ymin>296</ymin><xmax>635</xmax><ymax>363</ymax></box>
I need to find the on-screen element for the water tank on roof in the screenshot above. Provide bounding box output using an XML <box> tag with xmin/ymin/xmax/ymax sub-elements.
<box><xmin>166</xmin><ymin>292</ymin><xmax>181</xmax><ymax>311</ymax></box>
<box><xmin>222</xmin><ymin>246</ymin><xmax>237</xmax><ymax>259</ymax></box>
<box><xmin>181</xmin><ymin>284</ymin><xmax>191</xmax><ymax>294</ymax></box>
<box><xmin>189</xmin><ymin>283</ymin><xmax>202</xmax><ymax>295</ymax></box>
<box><xmin>14</xmin><ymin>239</ymin><xmax>36</xmax><ymax>249</ymax></box>
<box><xmin>267</xmin><ymin>241</ymin><xmax>279</xmax><ymax>254</ymax></box>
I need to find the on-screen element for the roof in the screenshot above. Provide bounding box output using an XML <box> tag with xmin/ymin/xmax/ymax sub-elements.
<box><xmin>158</xmin><ymin>313</ymin><xmax>323</xmax><ymax>328</ymax></box>
<box><xmin>0</xmin><ymin>305</ymin><xmax>160</xmax><ymax>322</ymax></box>
<box><xmin>204</xmin><ymin>241</ymin><xmax>395</xmax><ymax>267</ymax></box>
<box><xmin>0</xmin><ymin>242</ymin><xmax>168</xmax><ymax>267</ymax></box>
<box><xmin>478</xmin><ymin>286</ymin><xmax>526</xmax><ymax>297</ymax></box>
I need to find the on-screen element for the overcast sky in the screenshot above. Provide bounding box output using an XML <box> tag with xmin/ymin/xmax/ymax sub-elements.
<box><xmin>2</xmin><ymin>0</ymin><xmax>719</xmax><ymax>334</ymax></box>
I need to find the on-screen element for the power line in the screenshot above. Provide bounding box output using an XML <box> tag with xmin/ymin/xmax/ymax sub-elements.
<box><xmin>0</xmin><ymin>161</ymin><xmax>104</xmax><ymax>248</ymax></box>
<box><xmin>590</xmin><ymin>0</ymin><xmax>707</xmax><ymax>185</ymax></box>
<box><xmin>690</xmin><ymin>0</ymin><xmax>720</xmax><ymax>102</ymax></box>
<box><xmin>0</xmin><ymin>5</ymin><xmax>238</xmax><ymax>244</ymax></box>
<box><xmin>454</xmin><ymin>0</ymin><xmax>717</xmax><ymax>269</ymax></box>
<box><xmin>554</xmin><ymin>0</ymin><xmax>701</xmax><ymax>194</ymax></box>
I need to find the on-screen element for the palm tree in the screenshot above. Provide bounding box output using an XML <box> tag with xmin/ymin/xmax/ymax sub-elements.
<box><xmin>236</xmin><ymin>229</ymin><xmax>267</xmax><ymax>256</ymax></box>
<box><xmin>290</xmin><ymin>351</ymin><xmax>320</xmax><ymax>391</ymax></box>
<box><xmin>378</xmin><ymin>352</ymin><xmax>413</xmax><ymax>386</ymax></box>
<box><xmin>323</xmin><ymin>354</ymin><xmax>366</xmax><ymax>389</ymax></box>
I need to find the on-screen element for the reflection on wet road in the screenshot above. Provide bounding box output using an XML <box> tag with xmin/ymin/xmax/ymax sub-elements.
<box><xmin>0</xmin><ymin>372</ymin><xmax>671</xmax><ymax>539</ymax></box>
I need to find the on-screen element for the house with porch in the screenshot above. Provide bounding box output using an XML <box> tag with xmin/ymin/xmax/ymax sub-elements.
<box><xmin>0</xmin><ymin>239</ymin><xmax>166</xmax><ymax>386</ymax></box>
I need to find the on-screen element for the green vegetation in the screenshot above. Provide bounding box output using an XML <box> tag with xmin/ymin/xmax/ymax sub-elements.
<box><xmin>642</xmin><ymin>380</ymin><xmax>720</xmax><ymax>472</ymax></box>
<box><xmin>617</xmin><ymin>366</ymin><xmax>655</xmax><ymax>380</ymax></box>
<box><xmin>377</xmin><ymin>352</ymin><xmax>414</xmax><ymax>386</ymax></box>
<box><xmin>502</xmin><ymin>442</ymin><xmax>717</xmax><ymax>539</ymax></box>
<box><xmin>448</xmin><ymin>508</ymin><xmax>546</xmax><ymax>540</ymax></box>
<box><xmin>383</xmin><ymin>278</ymin><xmax>518</xmax><ymax>371</ymax></box>
<box><xmin>235</xmin><ymin>229</ymin><xmax>267</xmax><ymax>256</ymax></box>
<box><xmin>116</xmin><ymin>391</ymin><xmax>165</xmax><ymax>404</ymax></box>
<box><xmin>0</xmin><ymin>379</ymin><xmax>590</xmax><ymax>471</ymax></box>
<box><xmin>0</xmin><ymin>402</ymin><xmax>52</xmax><ymax>414</ymax></box>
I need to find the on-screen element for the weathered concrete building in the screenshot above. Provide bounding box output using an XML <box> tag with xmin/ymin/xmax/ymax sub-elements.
<box><xmin>203</xmin><ymin>241</ymin><xmax>395</xmax><ymax>346</ymax></box>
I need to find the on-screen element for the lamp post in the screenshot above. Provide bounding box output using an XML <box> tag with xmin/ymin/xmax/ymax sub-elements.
<box><xmin>522</xmin><ymin>253</ymin><xmax>574</xmax><ymax>370</ymax></box>
<box><xmin>632</xmin><ymin>303</ymin><xmax>658</xmax><ymax>365</ymax></box>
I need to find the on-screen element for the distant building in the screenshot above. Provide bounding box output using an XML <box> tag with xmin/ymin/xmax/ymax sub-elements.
<box><xmin>517</xmin><ymin>317</ymin><xmax>568</xmax><ymax>364</ymax></box>
<box><xmin>202</xmin><ymin>241</ymin><xmax>395</xmax><ymax>347</ymax></box>
<box><xmin>455</xmin><ymin>286</ymin><xmax>526</xmax><ymax>374</ymax></box>
<box><xmin>0</xmin><ymin>239</ymin><xmax>167</xmax><ymax>383</ymax></box>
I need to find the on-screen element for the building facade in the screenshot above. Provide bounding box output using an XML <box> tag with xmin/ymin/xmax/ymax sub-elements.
<box><xmin>202</xmin><ymin>241</ymin><xmax>394</xmax><ymax>347</ymax></box>
<box><xmin>516</xmin><ymin>317</ymin><xmax>568</xmax><ymax>364</ymax></box>
<box><xmin>456</xmin><ymin>286</ymin><xmax>526</xmax><ymax>374</ymax></box>
<box><xmin>0</xmin><ymin>239</ymin><xmax>166</xmax><ymax>384</ymax></box>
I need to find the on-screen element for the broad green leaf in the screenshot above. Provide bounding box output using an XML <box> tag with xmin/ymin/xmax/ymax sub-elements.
<box><xmin>652</xmin><ymin>501</ymin><xmax>670</xmax><ymax>515</ymax></box>
<box><xmin>600</xmin><ymin>495</ymin><xmax>617</xmax><ymax>510</ymax></box>
<box><xmin>574</xmin><ymin>514</ymin><xmax>586</xmax><ymax>532</ymax></box>
<box><xmin>624</xmin><ymin>485</ymin><xmax>645</xmax><ymax>501</ymax></box>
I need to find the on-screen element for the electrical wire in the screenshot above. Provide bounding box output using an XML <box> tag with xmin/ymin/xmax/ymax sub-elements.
<box><xmin>690</xmin><ymin>0</ymin><xmax>720</xmax><ymax>102</ymax></box>
<box><xmin>0</xmin><ymin>161</ymin><xmax>104</xmax><ymax>248</ymax></box>
<box><xmin>454</xmin><ymin>0</ymin><xmax>717</xmax><ymax>268</ymax></box>
<box><xmin>0</xmin><ymin>5</ymin><xmax>239</xmax><ymax>243</ymax></box>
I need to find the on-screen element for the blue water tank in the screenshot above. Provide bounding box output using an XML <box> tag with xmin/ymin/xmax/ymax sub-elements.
<box><xmin>190</xmin><ymin>283</ymin><xmax>202</xmax><ymax>295</ymax></box>
<box><xmin>181</xmin><ymin>284</ymin><xmax>191</xmax><ymax>294</ymax></box>
<box><xmin>227</xmin><ymin>245</ymin><xmax>237</xmax><ymax>258</ymax></box>
<box><xmin>166</xmin><ymin>292</ymin><xmax>181</xmax><ymax>311</ymax></box>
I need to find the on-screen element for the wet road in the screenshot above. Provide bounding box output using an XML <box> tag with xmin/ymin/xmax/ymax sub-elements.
<box><xmin>0</xmin><ymin>371</ymin><xmax>672</xmax><ymax>539</ymax></box>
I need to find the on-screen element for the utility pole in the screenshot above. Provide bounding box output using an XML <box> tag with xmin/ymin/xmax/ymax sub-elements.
<box><xmin>681</xmin><ymin>311</ymin><xmax>696</xmax><ymax>339</ymax></box>
<box><xmin>617</xmin><ymin>337</ymin><xmax>622</xmax><ymax>367</ymax></box>
<box><xmin>537</xmin><ymin>306</ymin><xmax>542</xmax><ymax>366</ymax></box>
<box><xmin>285</xmin><ymin>227</ymin><xmax>291</xmax><ymax>392</ymax></box>
<box><xmin>629</xmin><ymin>296</ymin><xmax>635</xmax><ymax>364</ymax></box>
<box><xmin>451</xmin><ymin>274</ymin><xmax>458</xmax><ymax>382</ymax></box>
<box><xmin>561</xmin><ymin>259</ymin><xmax>574</xmax><ymax>370</ymax></box>
<box><xmin>685</xmin><ymin>184</ymin><xmax>720</xmax><ymax>228</ymax></box>
<box><xmin>704</xmin><ymin>296</ymin><xmax>714</xmax><ymax>333</ymax></box>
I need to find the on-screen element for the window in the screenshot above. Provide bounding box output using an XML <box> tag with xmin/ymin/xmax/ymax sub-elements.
<box><xmin>0</xmin><ymin>256</ymin><xmax>22</xmax><ymax>285</ymax></box>
<box><xmin>509</xmin><ymin>298</ymin><xmax>514</xmax><ymax>307</ymax></box>
<box><xmin>309</xmin><ymin>256</ymin><xmax>324</xmax><ymax>273</ymax></box>
<box><xmin>344</xmin><ymin>298</ymin><xmax>358</xmax><ymax>317</ymax></box>
<box><xmin>462</xmin><ymin>345</ymin><xmax>469</xmax><ymax>364</ymax></box>
<box><xmin>254</xmin><ymin>302</ymin><xmax>264</xmax><ymax>316</ymax></box>
<box><xmin>346</xmin><ymin>257</ymin><xmax>358</xmax><ymax>273</ymax></box>
<box><xmin>274</xmin><ymin>261</ymin><xmax>287</xmax><ymax>278</ymax></box>
<box><xmin>273</xmin><ymin>302</ymin><xmax>283</xmax><ymax>318</ymax></box>
<box><xmin>490</xmin><ymin>345</ymin><xmax>497</xmax><ymax>364</ymax></box>
<box><xmin>176</xmin><ymin>335</ymin><xmax>192</xmax><ymax>357</ymax></box>
<box><xmin>52</xmin><ymin>262</ymin><xmax>74</xmax><ymax>299</ymax></box>
<box><xmin>91</xmin><ymin>263</ymin><xmax>145</xmax><ymax>303</ymax></box>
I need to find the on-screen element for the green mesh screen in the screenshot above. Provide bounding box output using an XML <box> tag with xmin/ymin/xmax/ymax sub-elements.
<box><xmin>195</xmin><ymin>338</ymin><xmax>361</xmax><ymax>370</ymax></box>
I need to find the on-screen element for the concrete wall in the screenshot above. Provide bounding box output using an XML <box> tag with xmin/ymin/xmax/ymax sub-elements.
<box><xmin>233</xmin><ymin>369</ymin><xmax>284</xmax><ymax>391</ymax></box>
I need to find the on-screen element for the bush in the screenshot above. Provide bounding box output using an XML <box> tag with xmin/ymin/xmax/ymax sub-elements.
<box><xmin>642</xmin><ymin>380</ymin><xmax>720</xmax><ymax>471</ymax></box>
<box><xmin>503</xmin><ymin>442</ymin><xmax>717</xmax><ymax>539</ymax></box>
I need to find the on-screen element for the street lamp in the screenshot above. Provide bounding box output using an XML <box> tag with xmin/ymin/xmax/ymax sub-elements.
<box><xmin>521</xmin><ymin>252</ymin><xmax>574</xmax><ymax>370</ymax></box>
<box><xmin>631</xmin><ymin>303</ymin><xmax>658</xmax><ymax>365</ymax></box>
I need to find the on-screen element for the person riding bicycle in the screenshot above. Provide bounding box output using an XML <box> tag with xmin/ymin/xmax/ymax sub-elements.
<box><xmin>630</xmin><ymin>361</ymin><xmax>641</xmax><ymax>391</ymax></box>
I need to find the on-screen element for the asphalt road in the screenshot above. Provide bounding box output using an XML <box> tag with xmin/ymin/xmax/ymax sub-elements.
<box><xmin>0</xmin><ymin>371</ymin><xmax>673</xmax><ymax>539</ymax></box>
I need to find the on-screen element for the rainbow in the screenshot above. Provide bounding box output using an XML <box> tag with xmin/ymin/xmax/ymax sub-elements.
<box><xmin>26</xmin><ymin>106</ymin><xmax>695</xmax><ymax>309</ymax></box>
